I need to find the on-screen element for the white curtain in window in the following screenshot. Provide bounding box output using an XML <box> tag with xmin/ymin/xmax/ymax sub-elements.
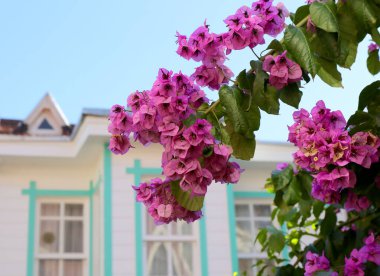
<box><xmin>64</xmin><ymin>221</ymin><xmax>83</xmax><ymax>253</ymax></box>
<box><xmin>147</xmin><ymin>242</ymin><xmax>168</xmax><ymax>276</ymax></box>
<box><xmin>39</xmin><ymin>260</ymin><xmax>59</xmax><ymax>276</ymax></box>
<box><xmin>63</xmin><ymin>260</ymin><xmax>83</xmax><ymax>276</ymax></box>
<box><xmin>172</xmin><ymin>242</ymin><xmax>193</xmax><ymax>276</ymax></box>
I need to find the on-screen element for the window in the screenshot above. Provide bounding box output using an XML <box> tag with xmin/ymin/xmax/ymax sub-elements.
<box><xmin>235</xmin><ymin>200</ymin><xmax>273</xmax><ymax>276</ymax></box>
<box><xmin>36</xmin><ymin>200</ymin><xmax>87</xmax><ymax>276</ymax></box>
<box><xmin>143</xmin><ymin>212</ymin><xmax>199</xmax><ymax>276</ymax></box>
<box><xmin>38</xmin><ymin>118</ymin><xmax>54</xmax><ymax>130</ymax></box>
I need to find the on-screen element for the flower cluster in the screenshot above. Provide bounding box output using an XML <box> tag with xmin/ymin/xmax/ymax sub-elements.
<box><xmin>304</xmin><ymin>233</ymin><xmax>380</xmax><ymax>276</ymax></box>
<box><xmin>288</xmin><ymin>100</ymin><xmax>380</xmax><ymax>204</ymax></box>
<box><xmin>311</xmin><ymin>167</ymin><xmax>356</xmax><ymax>204</ymax></box>
<box><xmin>108</xmin><ymin>69</ymin><xmax>242</xmax><ymax>224</ymax></box>
<box><xmin>344</xmin><ymin>233</ymin><xmax>380</xmax><ymax>275</ymax></box>
<box><xmin>176</xmin><ymin>0</ymin><xmax>289</xmax><ymax>90</ymax></box>
<box><xmin>263</xmin><ymin>51</ymin><xmax>302</xmax><ymax>89</ymax></box>
<box><xmin>304</xmin><ymin>251</ymin><xmax>332</xmax><ymax>276</ymax></box>
<box><xmin>344</xmin><ymin>190</ymin><xmax>370</xmax><ymax>212</ymax></box>
<box><xmin>133</xmin><ymin>178</ymin><xmax>202</xmax><ymax>224</ymax></box>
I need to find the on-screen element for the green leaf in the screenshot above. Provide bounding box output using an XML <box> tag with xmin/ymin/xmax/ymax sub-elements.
<box><xmin>293</xmin><ymin>5</ymin><xmax>310</xmax><ymax>25</ymax></box>
<box><xmin>255</xmin><ymin>228</ymin><xmax>268</xmax><ymax>245</ymax></box>
<box><xmin>349</xmin><ymin>0</ymin><xmax>378</xmax><ymax>32</ymax></box>
<box><xmin>320</xmin><ymin>206</ymin><xmax>337</xmax><ymax>236</ymax></box>
<box><xmin>299</xmin><ymin>199</ymin><xmax>312</xmax><ymax>217</ymax></box>
<box><xmin>219</xmin><ymin>86</ymin><xmax>260</xmax><ymax>136</ymax></box>
<box><xmin>283</xmin><ymin>177</ymin><xmax>302</xmax><ymax>205</ymax></box>
<box><xmin>347</xmin><ymin>110</ymin><xmax>377</xmax><ymax>134</ymax></box>
<box><xmin>262</xmin><ymin>86</ymin><xmax>280</xmax><ymax>115</ymax></box>
<box><xmin>266</xmin><ymin>39</ymin><xmax>284</xmax><ymax>52</ymax></box>
<box><xmin>278</xmin><ymin>83</ymin><xmax>303</xmax><ymax>109</ymax></box>
<box><xmin>271</xmin><ymin>208</ymin><xmax>279</xmax><ymax>221</ymax></box>
<box><xmin>317</xmin><ymin>58</ymin><xmax>343</xmax><ymax>87</ymax></box>
<box><xmin>302</xmin><ymin>69</ymin><xmax>311</xmax><ymax>83</ymax></box>
<box><xmin>358</xmin><ymin>81</ymin><xmax>380</xmax><ymax>111</ymax></box>
<box><xmin>367</xmin><ymin>50</ymin><xmax>380</xmax><ymax>75</ymax></box>
<box><xmin>170</xmin><ymin>181</ymin><xmax>204</xmax><ymax>211</ymax></box>
<box><xmin>297</xmin><ymin>172</ymin><xmax>313</xmax><ymax>200</ymax></box>
<box><xmin>307</xmin><ymin>29</ymin><xmax>339</xmax><ymax>62</ymax></box>
<box><xmin>229</xmin><ymin>131</ymin><xmax>256</xmax><ymax>160</ymax></box>
<box><xmin>250</xmin><ymin>61</ymin><xmax>280</xmax><ymax>115</ymax></box>
<box><xmin>236</xmin><ymin>69</ymin><xmax>254</xmax><ymax>92</ymax></box>
<box><xmin>271</xmin><ymin>165</ymin><xmax>293</xmax><ymax>191</ymax></box>
<box><xmin>268</xmin><ymin>232</ymin><xmax>285</xmax><ymax>253</ymax></box>
<box><xmin>371</xmin><ymin>28</ymin><xmax>380</xmax><ymax>45</ymax></box>
<box><xmin>313</xmin><ymin>201</ymin><xmax>325</xmax><ymax>219</ymax></box>
<box><xmin>275</xmin><ymin>265</ymin><xmax>304</xmax><ymax>276</ymax></box>
<box><xmin>219</xmin><ymin>126</ymin><xmax>231</xmax><ymax>145</ymax></box>
<box><xmin>310</xmin><ymin>1</ymin><xmax>339</xmax><ymax>32</ymax></box>
<box><xmin>336</xmin><ymin>39</ymin><xmax>358</xmax><ymax>69</ymax></box>
<box><xmin>183</xmin><ymin>114</ymin><xmax>196</xmax><ymax>127</ymax></box>
<box><xmin>284</xmin><ymin>25</ymin><xmax>318</xmax><ymax>77</ymax></box>
<box><xmin>336</xmin><ymin>3</ymin><xmax>359</xmax><ymax>68</ymax></box>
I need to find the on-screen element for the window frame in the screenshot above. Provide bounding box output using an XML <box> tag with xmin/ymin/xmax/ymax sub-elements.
<box><xmin>234</xmin><ymin>198</ymin><xmax>274</xmax><ymax>275</ymax></box>
<box><xmin>142</xmin><ymin>209</ymin><xmax>201</xmax><ymax>276</ymax></box>
<box><xmin>35</xmin><ymin>198</ymin><xmax>89</xmax><ymax>276</ymax></box>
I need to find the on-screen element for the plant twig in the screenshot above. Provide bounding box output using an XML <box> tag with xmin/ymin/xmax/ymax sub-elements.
<box><xmin>338</xmin><ymin>210</ymin><xmax>380</xmax><ymax>229</ymax></box>
<box><xmin>204</xmin><ymin>100</ymin><xmax>220</xmax><ymax>115</ymax></box>
<box><xmin>251</xmin><ymin>48</ymin><xmax>261</xmax><ymax>59</ymax></box>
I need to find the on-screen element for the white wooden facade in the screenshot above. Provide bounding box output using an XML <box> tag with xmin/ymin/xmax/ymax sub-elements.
<box><xmin>0</xmin><ymin>94</ymin><xmax>295</xmax><ymax>276</ymax></box>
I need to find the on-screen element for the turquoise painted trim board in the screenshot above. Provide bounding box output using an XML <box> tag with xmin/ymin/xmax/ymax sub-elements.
<box><xmin>234</xmin><ymin>191</ymin><xmax>275</xmax><ymax>199</ymax></box>
<box><xmin>103</xmin><ymin>143</ymin><xmax>113</xmax><ymax>276</ymax></box>
<box><xmin>22</xmin><ymin>181</ymin><xmax>97</xmax><ymax>276</ymax></box>
<box><xmin>26</xmin><ymin>181</ymin><xmax>36</xmax><ymax>276</ymax></box>
<box><xmin>22</xmin><ymin>189</ymin><xmax>91</xmax><ymax>197</ymax></box>
<box><xmin>126</xmin><ymin>159</ymin><xmax>144</xmax><ymax>276</ymax></box>
<box><xmin>227</xmin><ymin>187</ymin><xmax>289</xmax><ymax>273</ymax></box>
<box><xmin>226</xmin><ymin>185</ymin><xmax>239</xmax><ymax>274</ymax></box>
<box><xmin>126</xmin><ymin>159</ymin><xmax>209</xmax><ymax>276</ymax></box>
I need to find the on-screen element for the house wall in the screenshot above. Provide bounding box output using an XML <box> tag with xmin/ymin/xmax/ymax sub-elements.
<box><xmin>0</xmin><ymin>104</ymin><xmax>297</xmax><ymax>276</ymax></box>
<box><xmin>110</xmin><ymin>143</ymin><xmax>165</xmax><ymax>276</ymax></box>
<box><xmin>0</xmin><ymin>151</ymin><xmax>104</xmax><ymax>276</ymax></box>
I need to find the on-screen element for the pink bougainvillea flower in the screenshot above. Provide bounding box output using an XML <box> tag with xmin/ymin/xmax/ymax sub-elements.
<box><xmin>368</xmin><ymin>42</ymin><xmax>379</xmax><ymax>53</ymax></box>
<box><xmin>109</xmin><ymin>135</ymin><xmax>132</xmax><ymax>155</ymax></box>
<box><xmin>304</xmin><ymin>251</ymin><xmax>331</xmax><ymax>276</ymax></box>
<box><xmin>263</xmin><ymin>51</ymin><xmax>302</xmax><ymax>89</ymax></box>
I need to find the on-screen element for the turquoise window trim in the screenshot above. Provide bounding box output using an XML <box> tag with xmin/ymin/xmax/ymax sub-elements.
<box><xmin>226</xmin><ymin>185</ymin><xmax>239</xmax><ymax>274</ymax></box>
<box><xmin>22</xmin><ymin>180</ymin><xmax>98</xmax><ymax>276</ymax></box>
<box><xmin>227</xmin><ymin>186</ymin><xmax>289</xmax><ymax>274</ymax></box>
<box><xmin>199</xmin><ymin>207</ymin><xmax>209</xmax><ymax>276</ymax></box>
<box><xmin>234</xmin><ymin>191</ymin><xmax>275</xmax><ymax>199</ymax></box>
<box><xmin>126</xmin><ymin>159</ymin><xmax>144</xmax><ymax>276</ymax></box>
<box><xmin>26</xmin><ymin>181</ymin><xmax>36</xmax><ymax>276</ymax></box>
<box><xmin>126</xmin><ymin>159</ymin><xmax>209</xmax><ymax>276</ymax></box>
<box><xmin>22</xmin><ymin>189</ymin><xmax>91</xmax><ymax>197</ymax></box>
<box><xmin>103</xmin><ymin>143</ymin><xmax>113</xmax><ymax>276</ymax></box>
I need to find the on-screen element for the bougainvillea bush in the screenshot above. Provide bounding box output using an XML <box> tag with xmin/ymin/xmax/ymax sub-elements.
<box><xmin>108</xmin><ymin>0</ymin><xmax>380</xmax><ymax>274</ymax></box>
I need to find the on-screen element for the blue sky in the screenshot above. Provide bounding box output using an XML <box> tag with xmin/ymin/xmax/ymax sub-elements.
<box><xmin>0</xmin><ymin>0</ymin><xmax>377</xmax><ymax>142</ymax></box>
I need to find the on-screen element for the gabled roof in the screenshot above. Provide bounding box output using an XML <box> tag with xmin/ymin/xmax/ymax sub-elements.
<box><xmin>25</xmin><ymin>92</ymin><xmax>70</xmax><ymax>126</ymax></box>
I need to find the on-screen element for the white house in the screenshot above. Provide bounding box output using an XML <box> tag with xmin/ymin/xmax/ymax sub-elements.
<box><xmin>0</xmin><ymin>93</ymin><xmax>295</xmax><ymax>276</ymax></box>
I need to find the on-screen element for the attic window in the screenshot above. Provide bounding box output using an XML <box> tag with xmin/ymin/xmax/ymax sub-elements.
<box><xmin>38</xmin><ymin>118</ymin><xmax>54</xmax><ymax>130</ymax></box>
